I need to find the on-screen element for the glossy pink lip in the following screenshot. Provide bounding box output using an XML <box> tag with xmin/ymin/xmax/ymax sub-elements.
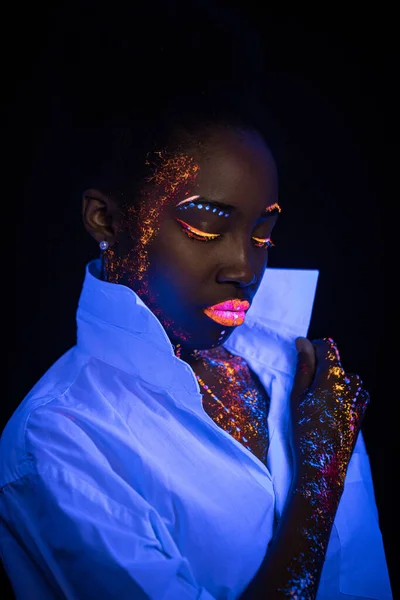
<box><xmin>206</xmin><ymin>299</ymin><xmax>250</xmax><ymax>312</ymax></box>
<box><xmin>203</xmin><ymin>299</ymin><xmax>250</xmax><ymax>327</ymax></box>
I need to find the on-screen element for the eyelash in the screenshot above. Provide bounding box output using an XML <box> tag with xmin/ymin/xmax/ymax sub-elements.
<box><xmin>175</xmin><ymin>218</ymin><xmax>275</xmax><ymax>249</ymax></box>
<box><xmin>252</xmin><ymin>236</ymin><xmax>275</xmax><ymax>249</ymax></box>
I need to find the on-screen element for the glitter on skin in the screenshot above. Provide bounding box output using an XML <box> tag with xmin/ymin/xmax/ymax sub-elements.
<box><xmin>104</xmin><ymin>150</ymin><xmax>200</xmax><ymax>342</ymax></box>
<box><xmin>280</xmin><ymin>337</ymin><xmax>370</xmax><ymax>598</ymax></box>
<box><xmin>297</xmin><ymin>338</ymin><xmax>369</xmax><ymax>496</ymax></box>
<box><xmin>135</xmin><ymin>152</ymin><xmax>200</xmax><ymax>287</ymax></box>
<box><xmin>188</xmin><ymin>346</ymin><xmax>270</xmax><ymax>463</ymax></box>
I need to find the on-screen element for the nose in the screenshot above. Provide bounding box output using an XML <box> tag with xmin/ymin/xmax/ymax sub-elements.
<box><xmin>216</xmin><ymin>246</ymin><xmax>258</xmax><ymax>288</ymax></box>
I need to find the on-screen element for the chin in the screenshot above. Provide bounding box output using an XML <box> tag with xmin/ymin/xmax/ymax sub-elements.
<box><xmin>192</xmin><ymin>332</ymin><xmax>233</xmax><ymax>351</ymax></box>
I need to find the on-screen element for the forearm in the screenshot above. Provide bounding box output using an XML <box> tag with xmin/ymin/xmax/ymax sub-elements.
<box><xmin>239</xmin><ymin>474</ymin><xmax>342</xmax><ymax>600</ymax></box>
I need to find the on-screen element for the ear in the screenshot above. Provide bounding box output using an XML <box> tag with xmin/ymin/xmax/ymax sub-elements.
<box><xmin>82</xmin><ymin>188</ymin><xmax>119</xmax><ymax>246</ymax></box>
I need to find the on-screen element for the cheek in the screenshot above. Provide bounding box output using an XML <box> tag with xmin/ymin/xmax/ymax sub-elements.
<box><xmin>145</xmin><ymin>229</ymin><xmax>210</xmax><ymax>304</ymax></box>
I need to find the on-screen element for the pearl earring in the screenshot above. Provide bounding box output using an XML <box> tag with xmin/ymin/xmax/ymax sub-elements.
<box><xmin>99</xmin><ymin>241</ymin><xmax>109</xmax><ymax>282</ymax></box>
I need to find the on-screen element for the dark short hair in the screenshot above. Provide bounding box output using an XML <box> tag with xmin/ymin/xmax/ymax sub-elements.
<box><xmin>46</xmin><ymin>0</ymin><xmax>281</xmax><ymax>204</ymax></box>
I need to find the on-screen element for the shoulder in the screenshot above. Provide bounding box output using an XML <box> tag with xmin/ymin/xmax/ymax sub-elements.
<box><xmin>0</xmin><ymin>347</ymin><xmax>110</xmax><ymax>488</ymax></box>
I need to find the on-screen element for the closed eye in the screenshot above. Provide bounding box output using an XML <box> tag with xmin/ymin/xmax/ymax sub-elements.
<box><xmin>175</xmin><ymin>218</ymin><xmax>221</xmax><ymax>242</ymax></box>
<box><xmin>175</xmin><ymin>217</ymin><xmax>275</xmax><ymax>248</ymax></box>
<box><xmin>252</xmin><ymin>236</ymin><xmax>275</xmax><ymax>249</ymax></box>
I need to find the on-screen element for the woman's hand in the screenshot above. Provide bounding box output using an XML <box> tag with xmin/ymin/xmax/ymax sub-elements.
<box><xmin>290</xmin><ymin>336</ymin><xmax>370</xmax><ymax>495</ymax></box>
<box><xmin>240</xmin><ymin>336</ymin><xmax>370</xmax><ymax>599</ymax></box>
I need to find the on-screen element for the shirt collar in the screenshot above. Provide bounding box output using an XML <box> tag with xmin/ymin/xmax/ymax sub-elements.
<box><xmin>76</xmin><ymin>259</ymin><xmax>319</xmax><ymax>389</ymax></box>
<box><xmin>225</xmin><ymin>266</ymin><xmax>319</xmax><ymax>374</ymax></box>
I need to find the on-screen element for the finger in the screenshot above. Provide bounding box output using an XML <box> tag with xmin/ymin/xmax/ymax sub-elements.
<box><xmin>344</xmin><ymin>372</ymin><xmax>363</xmax><ymax>394</ymax></box>
<box><xmin>352</xmin><ymin>387</ymin><xmax>370</xmax><ymax>420</ymax></box>
<box><xmin>291</xmin><ymin>337</ymin><xmax>316</xmax><ymax>400</ymax></box>
<box><xmin>311</xmin><ymin>337</ymin><xmax>344</xmax><ymax>382</ymax></box>
<box><xmin>348</xmin><ymin>388</ymin><xmax>370</xmax><ymax>453</ymax></box>
<box><xmin>296</xmin><ymin>336</ymin><xmax>317</xmax><ymax>374</ymax></box>
<box><xmin>345</xmin><ymin>373</ymin><xmax>370</xmax><ymax>410</ymax></box>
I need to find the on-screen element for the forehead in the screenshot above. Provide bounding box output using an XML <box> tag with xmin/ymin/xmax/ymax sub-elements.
<box><xmin>191</xmin><ymin>128</ymin><xmax>278</xmax><ymax>205</ymax></box>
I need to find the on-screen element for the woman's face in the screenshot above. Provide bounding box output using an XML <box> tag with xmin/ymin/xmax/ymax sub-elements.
<box><xmin>110</xmin><ymin>127</ymin><xmax>280</xmax><ymax>351</ymax></box>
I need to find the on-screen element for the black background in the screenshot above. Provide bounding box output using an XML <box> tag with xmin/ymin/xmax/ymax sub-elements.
<box><xmin>2</xmin><ymin>2</ymin><xmax>394</xmax><ymax>598</ymax></box>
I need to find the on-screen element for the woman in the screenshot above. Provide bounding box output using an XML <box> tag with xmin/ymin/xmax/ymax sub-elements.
<box><xmin>0</xmin><ymin>2</ymin><xmax>392</xmax><ymax>598</ymax></box>
<box><xmin>0</xmin><ymin>98</ymin><xmax>392</xmax><ymax>599</ymax></box>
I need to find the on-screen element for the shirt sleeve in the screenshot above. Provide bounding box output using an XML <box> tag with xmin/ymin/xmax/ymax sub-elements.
<box><xmin>318</xmin><ymin>431</ymin><xmax>393</xmax><ymax>600</ymax></box>
<box><xmin>1</xmin><ymin>405</ymin><xmax>217</xmax><ymax>600</ymax></box>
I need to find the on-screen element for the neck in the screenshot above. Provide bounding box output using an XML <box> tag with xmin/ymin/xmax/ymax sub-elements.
<box><xmin>174</xmin><ymin>343</ymin><xmax>230</xmax><ymax>362</ymax></box>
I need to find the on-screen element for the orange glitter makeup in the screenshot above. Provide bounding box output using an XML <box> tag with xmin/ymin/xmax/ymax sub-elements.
<box><xmin>106</xmin><ymin>150</ymin><xmax>199</xmax><ymax>288</ymax></box>
<box><xmin>133</xmin><ymin>152</ymin><xmax>200</xmax><ymax>288</ymax></box>
<box><xmin>280</xmin><ymin>337</ymin><xmax>370</xmax><ymax>598</ymax></box>
<box><xmin>102</xmin><ymin>149</ymin><xmax>201</xmax><ymax>343</ymax></box>
<box><xmin>191</xmin><ymin>346</ymin><xmax>270</xmax><ymax>462</ymax></box>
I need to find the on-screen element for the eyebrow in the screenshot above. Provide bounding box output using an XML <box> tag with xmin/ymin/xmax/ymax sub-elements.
<box><xmin>175</xmin><ymin>196</ymin><xmax>281</xmax><ymax>219</ymax></box>
<box><xmin>262</xmin><ymin>202</ymin><xmax>282</xmax><ymax>218</ymax></box>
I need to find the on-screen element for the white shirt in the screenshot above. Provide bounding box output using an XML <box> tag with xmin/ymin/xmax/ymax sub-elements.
<box><xmin>0</xmin><ymin>260</ymin><xmax>392</xmax><ymax>599</ymax></box>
